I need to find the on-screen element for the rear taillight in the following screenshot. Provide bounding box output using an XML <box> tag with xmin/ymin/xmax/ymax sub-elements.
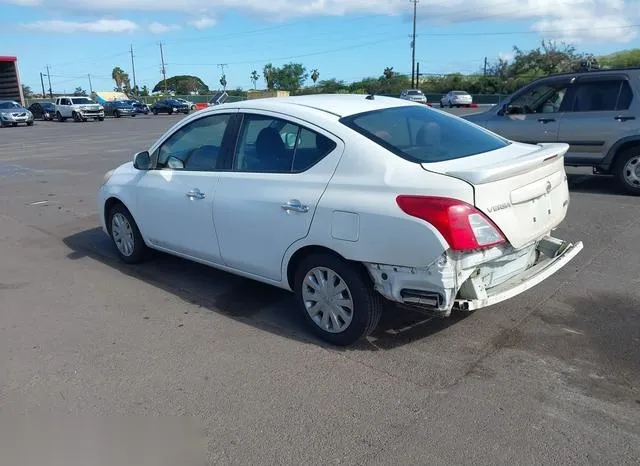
<box><xmin>396</xmin><ymin>196</ymin><xmax>506</xmax><ymax>251</ymax></box>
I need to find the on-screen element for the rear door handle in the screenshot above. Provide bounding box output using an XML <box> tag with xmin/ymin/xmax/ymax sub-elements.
<box><xmin>281</xmin><ymin>199</ymin><xmax>309</xmax><ymax>213</ymax></box>
<box><xmin>537</xmin><ymin>118</ymin><xmax>556</xmax><ymax>123</ymax></box>
<box><xmin>185</xmin><ymin>188</ymin><xmax>205</xmax><ymax>200</ymax></box>
<box><xmin>614</xmin><ymin>115</ymin><xmax>635</xmax><ymax>122</ymax></box>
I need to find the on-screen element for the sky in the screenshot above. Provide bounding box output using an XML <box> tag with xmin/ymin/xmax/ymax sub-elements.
<box><xmin>2</xmin><ymin>0</ymin><xmax>640</xmax><ymax>95</ymax></box>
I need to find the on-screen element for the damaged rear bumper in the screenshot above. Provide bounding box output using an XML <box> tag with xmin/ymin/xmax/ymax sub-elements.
<box><xmin>365</xmin><ymin>235</ymin><xmax>583</xmax><ymax>315</ymax></box>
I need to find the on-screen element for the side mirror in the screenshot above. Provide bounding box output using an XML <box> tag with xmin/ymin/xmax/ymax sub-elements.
<box><xmin>133</xmin><ymin>151</ymin><xmax>151</xmax><ymax>170</ymax></box>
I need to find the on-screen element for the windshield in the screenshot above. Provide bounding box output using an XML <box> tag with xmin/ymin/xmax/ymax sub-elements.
<box><xmin>71</xmin><ymin>98</ymin><xmax>94</xmax><ymax>105</ymax></box>
<box><xmin>407</xmin><ymin>90</ymin><xmax>422</xmax><ymax>95</ymax></box>
<box><xmin>453</xmin><ymin>91</ymin><xmax>469</xmax><ymax>95</ymax></box>
<box><xmin>340</xmin><ymin>105</ymin><xmax>509</xmax><ymax>163</ymax></box>
<box><xmin>0</xmin><ymin>101</ymin><xmax>22</xmax><ymax>109</ymax></box>
<box><xmin>42</xmin><ymin>103</ymin><xmax>55</xmax><ymax>109</ymax></box>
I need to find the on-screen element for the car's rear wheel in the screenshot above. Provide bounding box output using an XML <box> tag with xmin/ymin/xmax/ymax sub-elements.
<box><xmin>27</xmin><ymin>121</ymin><xmax>34</xmax><ymax>126</ymax></box>
<box><xmin>152</xmin><ymin>109</ymin><xmax>158</xmax><ymax>115</ymax></box>
<box><xmin>114</xmin><ymin>110</ymin><xmax>120</xmax><ymax>118</ymax></box>
<box><xmin>294</xmin><ymin>253</ymin><xmax>382</xmax><ymax>346</ymax></box>
<box><xmin>107</xmin><ymin>204</ymin><xmax>148</xmax><ymax>264</ymax></box>
<box><xmin>56</xmin><ymin>112</ymin><xmax>64</xmax><ymax>122</ymax></box>
<box><xmin>614</xmin><ymin>146</ymin><xmax>640</xmax><ymax>196</ymax></box>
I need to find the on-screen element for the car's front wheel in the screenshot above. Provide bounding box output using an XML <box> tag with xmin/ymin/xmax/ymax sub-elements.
<box><xmin>614</xmin><ymin>146</ymin><xmax>640</xmax><ymax>196</ymax></box>
<box><xmin>107</xmin><ymin>204</ymin><xmax>148</xmax><ymax>264</ymax></box>
<box><xmin>294</xmin><ymin>253</ymin><xmax>382</xmax><ymax>346</ymax></box>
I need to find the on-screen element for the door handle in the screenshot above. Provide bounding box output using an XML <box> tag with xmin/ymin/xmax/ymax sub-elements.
<box><xmin>281</xmin><ymin>199</ymin><xmax>309</xmax><ymax>213</ymax></box>
<box><xmin>185</xmin><ymin>188</ymin><xmax>205</xmax><ymax>200</ymax></box>
<box><xmin>537</xmin><ymin>118</ymin><xmax>555</xmax><ymax>123</ymax></box>
<box><xmin>614</xmin><ymin>115</ymin><xmax>635</xmax><ymax>122</ymax></box>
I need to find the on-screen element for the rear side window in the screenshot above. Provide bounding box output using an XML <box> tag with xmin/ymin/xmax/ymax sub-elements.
<box><xmin>568</xmin><ymin>79</ymin><xmax>633</xmax><ymax>112</ymax></box>
<box><xmin>340</xmin><ymin>105</ymin><xmax>509</xmax><ymax>163</ymax></box>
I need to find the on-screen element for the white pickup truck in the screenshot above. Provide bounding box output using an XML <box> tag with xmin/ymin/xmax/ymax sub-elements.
<box><xmin>55</xmin><ymin>96</ymin><xmax>104</xmax><ymax>122</ymax></box>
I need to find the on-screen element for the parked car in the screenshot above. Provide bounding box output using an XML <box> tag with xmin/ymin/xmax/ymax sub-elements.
<box><xmin>440</xmin><ymin>90</ymin><xmax>473</xmax><ymax>108</ymax></box>
<box><xmin>150</xmin><ymin>99</ymin><xmax>190</xmax><ymax>115</ymax></box>
<box><xmin>104</xmin><ymin>100</ymin><xmax>137</xmax><ymax>118</ymax></box>
<box><xmin>28</xmin><ymin>102</ymin><xmax>56</xmax><ymax>121</ymax></box>
<box><xmin>464</xmin><ymin>67</ymin><xmax>640</xmax><ymax>195</ymax></box>
<box><xmin>98</xmin><ymin>94</ymin><xmax>583</xmax><ymax>346</ymax></box>
<box><xmin>400</xmin><ymin>89</ymin><xmax>427</xmax><ymax>104</ymax></box>
<box><xmin>127</xmin><ymin>100</ymin><xmax>149</xmax><ymax>114</ymax></box>
<box><xmin>0</xmin><ymin>100</ymin><xmax>34</xmax><ymax>127</ymax></box>
<box><xmin>54</xmin><ymin>96</ymin><xmax>104</xmax><ymax>122</ymax></box>
<box><xmin>174</xmin><ymin>98</ymin><xmax>197</xmax><ymax>110</ymax></box>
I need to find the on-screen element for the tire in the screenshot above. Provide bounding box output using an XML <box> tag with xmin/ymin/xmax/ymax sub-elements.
<box><xmin>98</xmin><ymin>117</ymin><xmax>104</xmax><ymax>121</ymax></box>
<box><xmin>294</xmin><ymin>253</ymin><xmax>382</xmax><ymax>346</ymax></box>
<box><xmin>152</xmin><ymin>109</ymin><xmax>158</xmax><ymax>115</ymax></box>
<box><xmin>439</xmin><ymin>102</ymin><xmax>444</xmax><ymax>108</ymax></box>
<box><xmin>57</xmin><ymin>112</ymin><xmax>64</xmax><ymax>122</ymax></box>
<box><xmin>114</xmin><ymin>110</ymin><xmax>120</xmax><ymax>118</ymax></box>
<box><xmin>27</xmin><ymin>121</ymin><xmax>34</xmax><ymax>126</ymax></box>
<box><xmin>73</xmin><ymin>112</ymin><xmax>81</xmax><ymax>122</ymax></box>
<box><xmin>448</xmin><ymin>102</ymin><xmax>453</xmax><ymax>108</ymax></box>
<box><xmin>107</xmin><ymin>203</ymin><xmax>148</xmax><ymax>264</ymax></box>
<box><xmin>168</xmin><ymin>109</ymin><xmax>173</xmax><ymax>115</ymax></box>
<box><xmin>613</xmin><ymin>146</ymin><xmax>640</xmax><ymax>196</ymax></box>
<box><xmin>11</xmin><ymin>123</ymin><xmax>17</xmax><ymax>127</ymax></box>
<box><xmin>131</xmin><ymin>114</ymin><xmax>136</xmax><ymax>117</ymax></box>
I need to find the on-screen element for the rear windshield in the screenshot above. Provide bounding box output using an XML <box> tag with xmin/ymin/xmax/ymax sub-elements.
<box><xmin>407</xmin><ymin>90</ymin><xmax>422</xmax><ymax>95</ymax></box>
<box><xmin>453</xmin><ymin>91</ymin><xmax>468</xmax><ymax>95</ymax></box>
<box><xmin>340</xmin><ymin>105</ymin><xmax>509</xmax><ymax>163</ymax></box>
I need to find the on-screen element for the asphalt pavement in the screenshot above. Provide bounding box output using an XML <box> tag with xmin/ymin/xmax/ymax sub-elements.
<box><xmin>1</xmin><ymin>110</ymin><xmax>639</xmax><ymax>465</ymax></box>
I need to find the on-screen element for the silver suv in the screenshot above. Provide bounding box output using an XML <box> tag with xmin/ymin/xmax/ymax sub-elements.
<box><xmin>465</xmin><ymin>68</ymin><xmax>640</xmax><ymax>195</ymax></box>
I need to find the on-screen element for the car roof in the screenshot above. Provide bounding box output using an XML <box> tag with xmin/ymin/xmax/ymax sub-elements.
<box><xmin>220</xmin><ymin>94</ymin><xmax>414</xmax><ymax>118</ymax></box>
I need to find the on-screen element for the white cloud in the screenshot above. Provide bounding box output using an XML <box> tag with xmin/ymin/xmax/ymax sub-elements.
<box><xmin>6</xmin><ymin>0</ymin><xmax>640</xmax><ymax>43</ymax></box>
<box><xmin>21</xmin><ymin>18</ymin><xmax>138</xmax><ymax>33</ymax></box>
<box><xmin>147</xmin><ymin>21</ymin><xmax>181</xmax><ymax>34</ymax></box>
<box><xmin>188</xmin><ymin>16</ymin><xmax>216</xmax><ymax>29</ymax></box>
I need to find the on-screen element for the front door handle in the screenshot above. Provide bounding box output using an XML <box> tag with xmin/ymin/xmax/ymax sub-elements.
<box><xmin>614</xmin><ymin>115</ymin><xmax>635</xmax><ymax>122</ymax></box>
<box><xmin>185</xmin><ymin>188</ymin><xmax>205</xmax><ymax>200</ymax></box>
<box><xmin>281</xmin><ymin>199</ymin><xmax>309</xmax><ymax>213</ymax></box>
<box><xmin>537</xmin><ymin>118</ymin><xmax>556</xmax><ymax>123</ymax></box>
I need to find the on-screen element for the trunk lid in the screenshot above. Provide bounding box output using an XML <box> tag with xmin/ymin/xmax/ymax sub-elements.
<box><xmin>422</xmin><ymin>142</ymin><xmax>571</xmax><ymax>249</ymax></box>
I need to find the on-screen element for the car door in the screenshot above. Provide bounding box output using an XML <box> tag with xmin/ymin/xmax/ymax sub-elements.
<box><xmin>485</xmin><ymin>77</ymin><xmax>571</xmax><ymax>144</ymax></box>
<box><xmin>134</xmin><ymin>111</ymin><xmax>238</xmax><ymax>263</ymax></box>
<box><xmin>556</xmin><ymin>74</ymin><xmax>635</xmax><ymax>165</ymax></box>
<box><xmin>213</xmin><ymin>111</ymin><xmax>344</xmax><ymax>282</ymax></box>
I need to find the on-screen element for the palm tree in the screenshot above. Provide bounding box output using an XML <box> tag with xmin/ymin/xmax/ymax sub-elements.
<box><xmin>250</xmin><ymin>70</ymin><xmax>259</xmax><ymax>89</ymax></box>
<box><xmin>112</xmin><ymin>67</ymin><xmax>126</xmax><ymax>91</ymax></box>
<box><xmin>383</xmin><ymin>67</ymin><xmax>394</xmax><ymax>79</ymax></box>
<box><xmin>311</xmin><ymin>69</ymin><xmax>320</xmax><ymax>86</ymax></box>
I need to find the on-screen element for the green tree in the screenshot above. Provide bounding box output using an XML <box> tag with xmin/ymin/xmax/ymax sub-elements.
<box><xmin>263</xmin><ymin>63</ymin><xmax>276</xmax><ymax>90</ymax></box>
<box><xmin>262</xmin><ymin>62</ymin><xmax>308</xmax><ymax>91</ymax></box>
<box><xmin>21</xmin><ymin>84</ymin><xmax>33</xmax><ymax>98</ymax></box>
<box><xmin>112</xmin><ymin>67</ymin><xmax>126</xmax><ymax>91</ymax></box>
<box><xmin>73</xmin><ymin>87</ymin><xmax>87</xmax><ymax>96</ymax></box>
<box><xmin>250</xmin><ymin>70</ymin><xmax>259</xmax><ymax>89</ymax></box>
<box><xmin>599</xmin><ymin>48</ymin><xmax>640</xmax><ymax>68</ymax></box>
<box><xmin>383</xmin><ymin>67</ymin><xmax>395</xmax><ymax>80</ymax></box>
<box><xmin>152</xmin><ymin>75</ymin><xmax>210</xmax><ymax>94</ymax></box>
<box><xmin>140</xmin><ymin>85</ymin><xmax>150</xmax><ymax>97</ymax></box>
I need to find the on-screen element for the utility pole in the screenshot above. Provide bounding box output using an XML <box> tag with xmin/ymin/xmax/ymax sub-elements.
<box><xmin>40</xmin><ymin>72</ymin><xmax>46</xmax><ymax>98</ymax></box>
<box><xmin>410</xmin><ymin>0</ymin><xmax>418</xmax><ymax>88</ymax></box>
<box><xmin>88</xmin><ymin>74</ymin><xmax>93</xmax><ymax>94</ymax></box>
<box><xmin>483</xmin><ymin>56</ymin><xmax>488</xmax><ymax>76</ymax></box>
<box><xmin>130</xmin><ymin>44</ymin><xmax>137</xmax><ymax>95</ymax></box>
<box><xmin>159</xmin><ymin>42</ymin><xmax>167</xmax><ymax>93</ymax></box>
<box><xmin>416</xmin><ymin>62</ymin><xmax>420</xmax><ymax>86</ymax></box>
<box><xmin>217</xmin><ymin>64</ymin><xmax>228</xmax><ymax>90</ymax></box>
<box><xmin>45</xmin><ymin>65</ymin><xmax>53</xmax><ymax>98</ymax></box>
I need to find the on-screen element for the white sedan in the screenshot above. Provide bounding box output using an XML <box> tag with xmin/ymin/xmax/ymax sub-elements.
<box><xmin>98</xmin><ymin>94</ymin><xmax>583</xmax><ymax>346</ymax></box>
<box><xmin>440</xmin><ymin>90</ymin><xmax>473</xmax><ymax>108</ymax></box>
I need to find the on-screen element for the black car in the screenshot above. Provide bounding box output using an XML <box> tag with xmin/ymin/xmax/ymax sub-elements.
<box><xmin>28</xmin><ymin>102</ymin><xmax>56</xmax><ymax>121</ymax></box>
<box><xmin>103</xmin><ymin>100</ymin><xmax>137</xmax><ymax>118</ymax></box>
<box><xmin>151</xmin><ymin>99</ymin><xmax>190</xmax><ymax>115</ymax></box>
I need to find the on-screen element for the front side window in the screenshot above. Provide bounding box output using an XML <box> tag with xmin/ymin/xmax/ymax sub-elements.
<box><xmin>507</xmin><ymin>82</ymin><xmax>568</xmax><ymax>115</ymax></box>
<box><xmin>156</xmin><ymin>113</ymin><xmax>232</xmax><ymax>171</ymax></box>
<box><xmin>341</xmin><ymin>105</ymin><xmax>509</xmax><ymax>163</ymax></box>
<box><xmin>71</xmin><ymin>98</ymin><xmax>93</xmax><ymax>105</ymax></box>
<box><xmin>233</xmin><ymin>114</ymin><xmax>336</xmax><ymax>173</ymax></box>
